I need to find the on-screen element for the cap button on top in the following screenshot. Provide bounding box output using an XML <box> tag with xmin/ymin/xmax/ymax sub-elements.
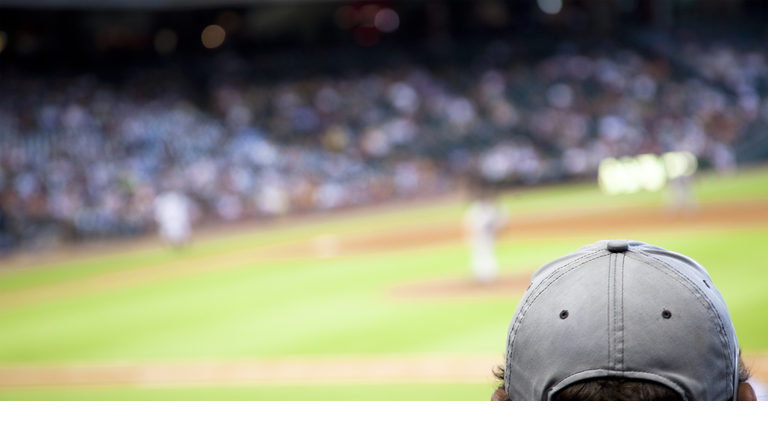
<box><xmin>607</xmin><ymin>240</ymin><xmax>629</xmax><ymax>253</ymax></box>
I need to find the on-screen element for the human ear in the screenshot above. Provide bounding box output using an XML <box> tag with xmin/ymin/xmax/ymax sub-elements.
<box><xmin>737</xmin><ymin>382</ymin><xmax>756</xmax><ymax>401</ymax></box>
<box><xmin>491</xmin><ymin>388</ymin><xmax>508</xmax><ymax>401</ymax></box>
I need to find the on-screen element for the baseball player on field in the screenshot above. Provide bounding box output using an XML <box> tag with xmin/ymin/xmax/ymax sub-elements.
<box><xmin>153</xmin><ymin>188</ymin><xmax>193</xmax><ymax>248</ymax></box>
<box><xmin>463</xmin><ymin>186</ymin><xmax>508</xmax><ymax>284</ymax></box>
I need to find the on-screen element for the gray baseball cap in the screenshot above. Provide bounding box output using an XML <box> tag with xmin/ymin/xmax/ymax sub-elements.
<box><xmin>504</xmin><ymin>239</ymin><xmax>740</xmax><ymax>401</ymax></box>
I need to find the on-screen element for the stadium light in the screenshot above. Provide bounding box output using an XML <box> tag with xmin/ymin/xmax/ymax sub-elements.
<box><xmin>599</xmin><ymin>152</ymin><xmax>697</xmax><ymax>196</ymax></box>
<box><xmin>636</xmin><ymin>154</ymin><xmax>667</xmax><ymax>192</ymax></box>
<box><xmin>663</xmin><ymin>151</ymin><xmax>697</xmax><ymax>179</ymax></box>
<box><xmin>201</xmin><ymin>25</ymin><xmax>225</xmax><ymax>49</ymax></box>
<box><xmin>618</xmin><ymin>156</ymin><xmax>643</xmax><ymax>194</ymax></box>
<box><xmin>537</xmin><ymin>0</ymin><xmax>563</xmax><ymax>15</ymax></box>
<box><xmin>598</xmin><ymin>158</ymin><xmax>622</xmax><ymax>195</ymax></box>
<box><xmin>374</xmin><ymin>9</ymin><xmax>399</xmax><ymax>33</ymax></box>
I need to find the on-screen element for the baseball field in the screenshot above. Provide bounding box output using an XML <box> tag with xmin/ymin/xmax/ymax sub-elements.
<box><xmin>1</xmin><ymin>167</ymin><xmax>767</xmax><ymax>400</ymax></box>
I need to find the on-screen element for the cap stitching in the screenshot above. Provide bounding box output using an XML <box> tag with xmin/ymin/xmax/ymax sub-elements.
<box><xmin>507</xmin><ymin>251</ymin><xmax>608</xmax><ymax>372</ymax></box>
<box><xmin>507</xmin><ymin>250</ymin><xmax>605</xmax><ymax>346</ymax></box>
<box><xmin>621</xmin><ymin>254</ymin><xmax>627</xmax><ymax>369</ymax></box>
<box><xmin>626</xmin><ymin>252</ymin><xmax>733</xmax><ymax>399</ymax></box>
<box><xmin>630</xmin><ymin>251</ymin><xmax>732</xmax><ymax>395</ymax></box>
<box><xmin>607</xmin><ymin>254</ymin><xmax>612</xmax><ymax>371</ymax></box>
<box><xmin>556</xmin><ymin>368</ymin><xmax>683</xmax><ymax>384</ymax></box>
<box><xmin>508</xmin><ymin>250</ymin><xmax>606</xmax><ymax>345</ymax></box>
<box><xmin>610</xmin><ymin>253</ymin><xmax>617</xmax><ymax>371</ymax></box>
<box><xmin>551</xmin><ymin>368</ymin><xmax>689</xmax><ymax>400</ymax></box>
<box><xmin>611</xmin><ymin>254</ymin><xmax>619</xmax><ymax>371</ymax></box>
<box><xmin>534</xmin><ymin>249</ymin><xmax>606</xmax><ymax>293</ymax></box>
<box><xmin>629</xmin><ymin>252</ymin><xmax>730</xmax><ymax>349</ymax></box>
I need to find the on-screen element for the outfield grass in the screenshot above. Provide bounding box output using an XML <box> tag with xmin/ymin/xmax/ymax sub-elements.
<box><xmin>0</xmin><ymin>382</ymin><xmax>493</xmax><ymax>401</ymax></box>
<box><xmin>0</xmin><ymin>167</ymin><xmax>766</xmax><ymax>400</ymax></box>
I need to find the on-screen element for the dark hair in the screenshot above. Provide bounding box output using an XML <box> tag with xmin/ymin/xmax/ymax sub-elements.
<box><xmin>492</xmin><ymin>357</ymin><xmax>751</xmax><ymax>401</ymax></box>
<box><xmin>553</xmin><ymin>378</ymin><xmax>682</xmax><ymax>401</ymax></box>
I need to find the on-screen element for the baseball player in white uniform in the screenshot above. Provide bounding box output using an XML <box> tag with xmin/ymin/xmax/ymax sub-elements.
<box><xmin>153</xmin><ymin>190</ymin><xmax>192</xmax><ymax>247</ymax></box>
<box><xmin>463</xmin><ymin>191</ymin><xmax>507</xmax><ymax>284</ymax></box>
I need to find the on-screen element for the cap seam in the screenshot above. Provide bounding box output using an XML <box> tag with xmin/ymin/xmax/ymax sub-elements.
<box><xmin>554</xmin><ymin>367</ymin><xmax>684</xmax><ymax>385</ymax></box>
<box><xmin>508</xmin><ymin>250</ymin><xmax>605</xmax><ymax>347</ymax></box>
<box><xmin>507</xmin><ymin>250</ymin><xmax>608</xmax><ymax>378</ymax></box>
<box><xmin>626</xmin><ymin>252</ymin><xmax>733</xmax><ymax>398</ymax></box>
<box><xmin>629</xmin><ymin>251</ymin><xmax>733</xmax><ymax>395</ymax></box>
<box><xmin>617</xmin><ymin>254</ymin><xmax>627</xmax><ymax>370</ymax></box>
<box><xmin>508</xmin><ymin>250</ymin><xmax>606</xmax><ymax>347</ymax></box>
<box><xmin>550</xmin><ymin>368</ymin><xmax>689</xmax><ymax>400</ymax></box>
<box><xmin>534</xmin><ymin>248</ymin><xmax>606</xmax><ymax>294</ymax></box>
<box><xmin>609</xmin><ymin>253</ymin><xmax>616</xmax><ymax>371</ymax></box>
<box><xmin>607</xmin><ymin>253</ymin><xmax>612</xmax><ymax>371</ymax></box>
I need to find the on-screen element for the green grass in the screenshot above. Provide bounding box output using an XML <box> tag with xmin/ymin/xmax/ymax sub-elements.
<box><xmin>0</xmin><ymin>245</ymin><xmax>516</xmax><ymax>363</ymax></box>
<box><xmin>0</xmin><ymin>382</ymin><xmax>494</xmax><ymax>401</ymax></box>
<box><xmin>0</xmin><ymin>167</ymin><xmax>766</xmax><ymax>399</ymax></box>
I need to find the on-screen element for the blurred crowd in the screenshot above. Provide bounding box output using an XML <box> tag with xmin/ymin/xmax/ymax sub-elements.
<box><xmin>1</xmin><ymin>33</ymin><xmax>767</xmax><ymax>251</ymax></box>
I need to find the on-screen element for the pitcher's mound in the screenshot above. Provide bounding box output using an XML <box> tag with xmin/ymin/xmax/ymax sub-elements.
<box><xmin>388</xmin><ymin>273</ymin><xmax>532</xmax><ymax>300</ymax></box>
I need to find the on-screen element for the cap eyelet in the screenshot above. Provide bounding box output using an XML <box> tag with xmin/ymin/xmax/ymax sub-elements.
<box><xmin>559</xmin><ymin>310</ymin><xmax>569</xmax><ymax>319</ymax></box>
<box><xmin>661</xmin><ymin>309</ymin><xmax>672</xmax><ymax>319</ymax></box>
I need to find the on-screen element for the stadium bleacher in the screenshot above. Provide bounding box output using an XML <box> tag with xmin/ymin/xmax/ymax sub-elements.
<box><xmin>1</xmin><ymin>1</ymin><xmax>766</xmax><ymax>251</ymax></box>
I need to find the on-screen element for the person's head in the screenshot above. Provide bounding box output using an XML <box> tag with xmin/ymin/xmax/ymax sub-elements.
<box><xmin>492</xmin><ymin>240</ymin><xmax>757</xmax><ymax>401</ymax></box>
